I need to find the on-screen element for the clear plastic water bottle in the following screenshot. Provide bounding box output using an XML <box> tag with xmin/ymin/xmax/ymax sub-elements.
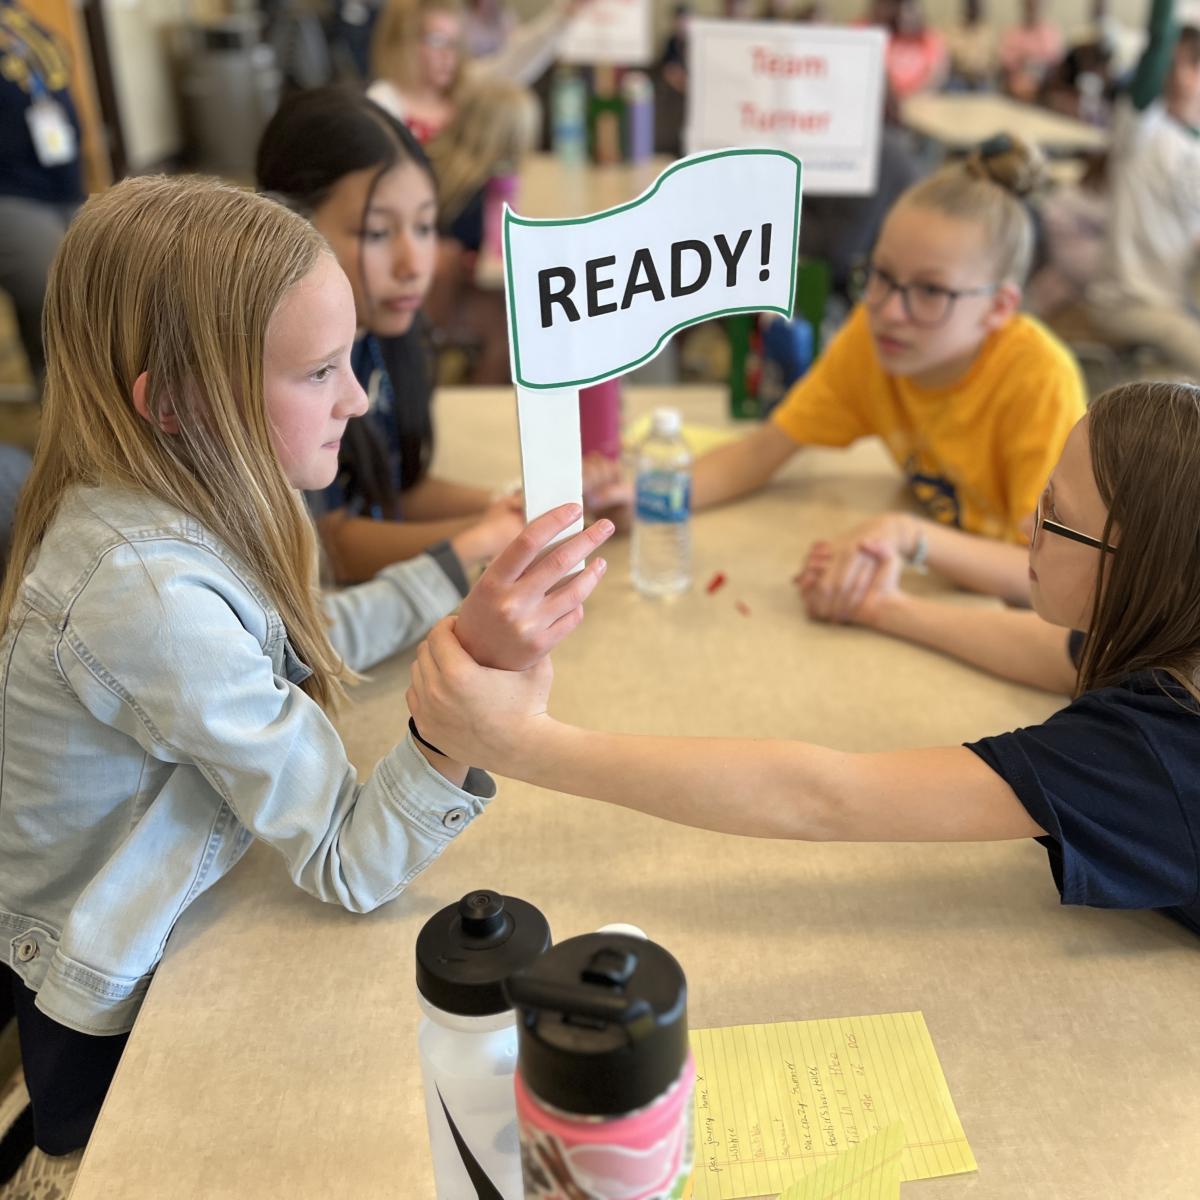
<box><xmin>415</xmin><ymin>890</ymin><xmax>552</xmax><ymax>1198</ymax></box>
<box><xmin>632</xmin><ymin>407</ymin><xmax>692</xmax><ymax>597</ymax></box>
<box><xmin>551</xmin><ymin>67</ymin><xmax>587</xmax><ymax>166</ymax></box>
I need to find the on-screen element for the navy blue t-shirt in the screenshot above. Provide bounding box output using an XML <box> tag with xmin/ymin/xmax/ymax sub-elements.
<box><xmin>968</xmin><ymin>672</ymin><xmax>1200</xmax><ymax>935</ymax></box>
<box><xmin>0</xmin><ymin>6</ymin><xmax>84</xmax><ymax>204</ymax></box>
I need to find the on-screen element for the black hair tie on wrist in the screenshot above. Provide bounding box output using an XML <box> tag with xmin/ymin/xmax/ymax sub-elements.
<box><xmin>408</xmin><ymin>716</ymin><xmax>447</xmax><ymax>757</ymax></box>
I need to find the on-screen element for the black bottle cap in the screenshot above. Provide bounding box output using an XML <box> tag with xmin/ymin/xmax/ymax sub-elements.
<box><xmin>505</xmin><ymin>933</ymin><xmax>688</xmax><ymax>1116</ymax></box>
<box><xmin>416</xmin><ymin>890</ymin><xmax>552</xmax><ymax>1017</ymax></box>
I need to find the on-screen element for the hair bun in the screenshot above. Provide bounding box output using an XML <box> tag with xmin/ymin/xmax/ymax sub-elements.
<box><xmin>964</xmin><ymin>133</ymin><xmax>1048</xmax><ymax>199</ymax></box>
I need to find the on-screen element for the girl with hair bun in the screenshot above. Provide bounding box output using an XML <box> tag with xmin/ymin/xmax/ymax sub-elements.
<box><xmin>591</xmin><ymin>134</ymin><xmax>1086</xmax><ymax>622</ymax></box>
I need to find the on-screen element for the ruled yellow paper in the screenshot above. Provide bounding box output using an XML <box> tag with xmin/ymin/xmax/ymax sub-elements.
<box><xmin>778</xmin><ymin>1122</ymin><xmax>905</xmax><ymax>1200</ymax></box>
<box><xmin>690</xmin><ymin>1012</ymin><xmax>975</xmax><ymax>1200</ymax></box>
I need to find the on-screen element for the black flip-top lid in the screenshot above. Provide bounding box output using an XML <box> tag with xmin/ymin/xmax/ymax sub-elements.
<box><xmin>416</xmin><ymin>890</ymin><xmax>551</xmax><ymax>1017</ymax></box>
<box><xmin>505</xmin><ymin>932</ymin><xmax>688</xmax><ymax>1116</ymax></box>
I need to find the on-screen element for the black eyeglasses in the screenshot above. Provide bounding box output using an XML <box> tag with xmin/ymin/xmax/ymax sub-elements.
<box><xmin>1034</xmin><ymin>490</ymin><xmax>1115</xmax><ymax>554</ymax></box>
<box><xmin>851</xmin><ymin>263</ymin><xmax>997</xmax><ymax>328</ymax></box>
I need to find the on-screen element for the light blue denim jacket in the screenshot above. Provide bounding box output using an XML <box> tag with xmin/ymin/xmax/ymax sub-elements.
<box><xmin>0</xmin><ymin>485</ymin><xmax>494</xmax><ymax>1035</ymax></box>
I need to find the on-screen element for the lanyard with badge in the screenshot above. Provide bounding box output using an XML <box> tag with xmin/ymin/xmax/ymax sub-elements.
<box><xmin>1</xmin><ymin>13</ymin><xmax>77</xmax><ymax>167</ymax></box>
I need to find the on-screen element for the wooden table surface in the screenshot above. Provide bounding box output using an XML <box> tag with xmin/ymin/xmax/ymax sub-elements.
<box><xmin>902</xmin><ymin>94</ymin><xmax>1108</xmax><ymax>155</ymax></box>
<box><xmin>70</xmin><ymin>388</ymin><xmax>1200</xmax><ymax>1200</ymax></box>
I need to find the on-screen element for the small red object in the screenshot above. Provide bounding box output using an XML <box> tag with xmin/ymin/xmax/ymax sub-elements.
<box><xmin>706</xmin><ymin>571</ymin><xmax>727</xmax><ymax>595</ymax></box>
<box><xmin>735</xmin><ymin>599</ymin><xmax>752</xmax><ymax>617</ymax></box>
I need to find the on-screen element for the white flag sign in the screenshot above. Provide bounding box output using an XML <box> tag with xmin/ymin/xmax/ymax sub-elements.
<box><xmin>502</xmin><ymin>149</ymin><xmax>802</xmax><ymax>545</ymax></box>
<box><xmin>686</xmin><ymin>20</ymin><xmax>885</xmax><ymax>196</ymax></box>
<box><xmin>504</xmin><ymin>149</ymin><xmax>802</xmax><ymax>391</ymax></box>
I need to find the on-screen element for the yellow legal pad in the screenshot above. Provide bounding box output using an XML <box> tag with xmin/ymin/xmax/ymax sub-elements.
<box><xmin>689</xmin><ymin>1012</ymin><xmax>976</xmax><ymax>1200</ymax></box>
<box><xmin>779</xmin><ymin>1122</ymin><xmax>906</xmax><ymax>1200</ymax></box>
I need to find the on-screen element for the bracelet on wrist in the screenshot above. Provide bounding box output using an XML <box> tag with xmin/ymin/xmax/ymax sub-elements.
<box><xmin>408</xmin><ymin>716</ymin><xmax>447</xmax><ymax>757</ymax></box>
<box><xmin>907</xmin><ymin>527</ymin><xmax>930</xmax><ymax>573</ymax></box>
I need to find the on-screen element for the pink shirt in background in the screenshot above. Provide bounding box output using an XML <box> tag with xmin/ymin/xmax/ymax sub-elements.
<box><xmin>887</xmin><ymin>29</ymin><xmax>949</xmax><ymax>99</ymax></box>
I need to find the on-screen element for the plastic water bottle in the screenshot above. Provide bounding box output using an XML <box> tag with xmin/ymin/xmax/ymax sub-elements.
<box><xmin>632</xmin><ymin>407</ymin><xmax>692</xmax><ymax>597</ymax></box>
<box><xmin>416</xmin><ymin>890</ymin><xmax>552</xmax><ymax>1199</ymax></box>
<box><xmin>551</xmin><ymin>67</ymin><xmax>588</xmax><ymax>165</ymax></box>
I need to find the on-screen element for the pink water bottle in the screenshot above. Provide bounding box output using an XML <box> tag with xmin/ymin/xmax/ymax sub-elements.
<box><xmin>483</xmin><ymin>172</ymin><xmax>519</xmax><ymax>261</ymax></box>
<box><xmin>505</xmin><ymin>932</ymin><xmax>694</xmax><ymax>1199</ymax></box>
<box><xmin>579</xmin><ymin>379</ymin><xmax>623</xmax><ymax>461</ymax></box>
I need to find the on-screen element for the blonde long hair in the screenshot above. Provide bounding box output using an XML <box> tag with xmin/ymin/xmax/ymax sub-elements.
<box><xmin>427</xmin><ymin>76</ymin><xmax>540</xmax><ymax>224</ymax></box>
<box><xmin>0</xmin><ymin>175</ymin><xmax>351</xmax><ymax>708</ymax></box>
<box><xmin>372</xmin><ymin>0</ymin><xmax>465</xmax><ymax>97</ymax></box>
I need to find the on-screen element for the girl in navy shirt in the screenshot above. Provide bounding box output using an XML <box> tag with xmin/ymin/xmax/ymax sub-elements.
<box><xmin>411</xmin><ymin>381</ymin><xmax>1200</xmax><ymax>935</ymax></box>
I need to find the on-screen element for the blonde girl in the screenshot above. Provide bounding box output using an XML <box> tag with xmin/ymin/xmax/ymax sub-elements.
<box><xmin>593</xmin><ymin>136</ymin><xmax>1086</xmax><ymax>620</ymax></box>
<box><xmin>0</xmin><ymin>175</ymin><xmax>610</xmax><ymax>1162</ymax></box>
<box><xmin>414</xmin><ymin>380</ymin><xmax>1200</xmax><ymax>939</ymax></box>
<box><xmin>368</xmin><ymin>0</ymin><xmax>585</xmax><ymax>143</ymax></box>
<box><xmin>425</xmin><ymin>74</ymin><xmax>541</xmax><ymax>384</ymax></box>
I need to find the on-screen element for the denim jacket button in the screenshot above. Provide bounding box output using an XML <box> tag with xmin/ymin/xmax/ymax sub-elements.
<box><xmin>442</xmin><ymin>808</ymin><xmax>467</xmax><ymax>830</ymax></box>
<box><xmin>16</xmin><ymin>939</ymin><xmax>38</xmax><ymax>962</ymax></box>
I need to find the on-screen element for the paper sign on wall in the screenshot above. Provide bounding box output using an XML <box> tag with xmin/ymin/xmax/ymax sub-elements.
<box><xmin>685</xmin><ymin>20</ymin><xmax>885</xmax><ymax>196</ymax></box>
<box><xmin>559</xmin><ymin>0</ymin><xmax>653</xmax><ymax>67</ymax></box>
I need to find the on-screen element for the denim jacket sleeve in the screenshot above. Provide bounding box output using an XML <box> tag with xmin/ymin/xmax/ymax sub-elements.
<box><xmin>323</xmin><ymin>549</ymin><xmax>466</xmax><ymax>673</ymax></box>
<box><xmin>57</xmin><ymin>542</ymin><xmax>494</xmax><ymax>913</ymax></box>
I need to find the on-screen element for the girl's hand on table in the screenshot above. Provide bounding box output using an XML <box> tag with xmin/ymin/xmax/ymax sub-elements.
<box><xmin>408</xmin><ymin>617</ymin><xmax>553</xmax><ymax>769</ymax></box>
<box><xmin>450</xmin><ymin>491</ymin><xmax>526</xmax><ymax>570</ymax></box>
<box><xmin>797</xmin><ymin>537</ymin><xmax>906</xmax><ymax>628</ymax></box>
<box><xmin>582</xmin><ymin>453</ymin><xmax>633</xmax><ymax>529</ymax></box>
<box><xmin>454</xmin><ymin>503</ymin><xmax>615</xmax><ymax>671</ymax></box>
<box><xmin>797</xmin><ymin>512</ymin><xmax>916</xmax><ymax>623</ymax></box>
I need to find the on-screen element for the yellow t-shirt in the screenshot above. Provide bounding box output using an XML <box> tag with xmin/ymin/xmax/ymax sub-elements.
<box><xmin>770</xmin><ymin>305</ymin><xmax>1086</xmax><ymax>541</ymax></box>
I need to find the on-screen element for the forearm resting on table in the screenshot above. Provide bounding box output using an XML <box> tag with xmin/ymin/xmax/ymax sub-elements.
<box><xmin>912</xmin><ymin>519</ymin><xmax>1032</xmax><ymax>605</ymax></box>
<box><xmin>402</xmin><ymin>475</ymin><xmax>493</xmax><ymax>520</ymax></box>
<box><xmin>318</xmin><ymin>511</ymin><xmax>476</xmax><ymax>583</ymax></box>
<box><xmin>691</xmin><ymin>422</ymin><xmax>798</xmax><ymax>510</ymax></box>
<box><xmin>873</xmin><ymin>594</ymin><xmax>1076</xmax><ymax>694</ymax></box>
<box><xmin>498</xmin><ymin>724</ymin><xmax>1043</xmax><ymax>842</ymax></box>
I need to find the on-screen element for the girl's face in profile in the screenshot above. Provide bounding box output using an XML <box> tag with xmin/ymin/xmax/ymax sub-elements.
<box><xmin>1027</xmin><ymin>418</ymin><xmax>1112</xmax><ymax>632</ymax></box>
<box><xmin>263</xmin><ymin>254</ymin><xmax>368</xmax><ymax>491</ymax></box>
<box><xmin>312</xmin><ymin>161</ymin><xmax>439</xmax><ymax>339</ymax></box>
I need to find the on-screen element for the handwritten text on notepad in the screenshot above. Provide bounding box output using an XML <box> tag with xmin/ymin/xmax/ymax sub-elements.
<box><xmin>689</xmin><ymin>1012</ymin><xmax>975</xmax><ymax>1200</ymax></box>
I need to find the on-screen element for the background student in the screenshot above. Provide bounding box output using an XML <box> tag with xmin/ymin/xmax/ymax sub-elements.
<box><xmin>592</xmin><ymin>136</ymin><xmax>1084</xmax><ymax>616</ymax></box>
<box><xmin>1085</xmin><ymin>0</ymin><xmax>1200</xmax><ymax>380</ymax></box>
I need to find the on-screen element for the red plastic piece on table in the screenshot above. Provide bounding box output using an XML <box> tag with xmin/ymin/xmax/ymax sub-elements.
<box><xmin>706</xmin><ymin>572</ymin><xmax>727</xmax><ymax>595</ymax></box>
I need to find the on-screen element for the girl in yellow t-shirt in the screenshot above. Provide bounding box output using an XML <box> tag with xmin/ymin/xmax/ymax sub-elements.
<box><xmin>587</xmin><ymin>136</ymin><xmax>1086</xmax><ymax>619</ymax></box>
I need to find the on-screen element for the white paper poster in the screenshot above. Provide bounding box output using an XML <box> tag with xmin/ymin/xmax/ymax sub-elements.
<box><xmin>685</xmin><ymin>20</ymin><xmax>885</xmax><ymax>196</ymax></box>
<box><xmin>559</xmin><ymin>0</ymin><xmax>654</xmax><ymax>67</ymax></box>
